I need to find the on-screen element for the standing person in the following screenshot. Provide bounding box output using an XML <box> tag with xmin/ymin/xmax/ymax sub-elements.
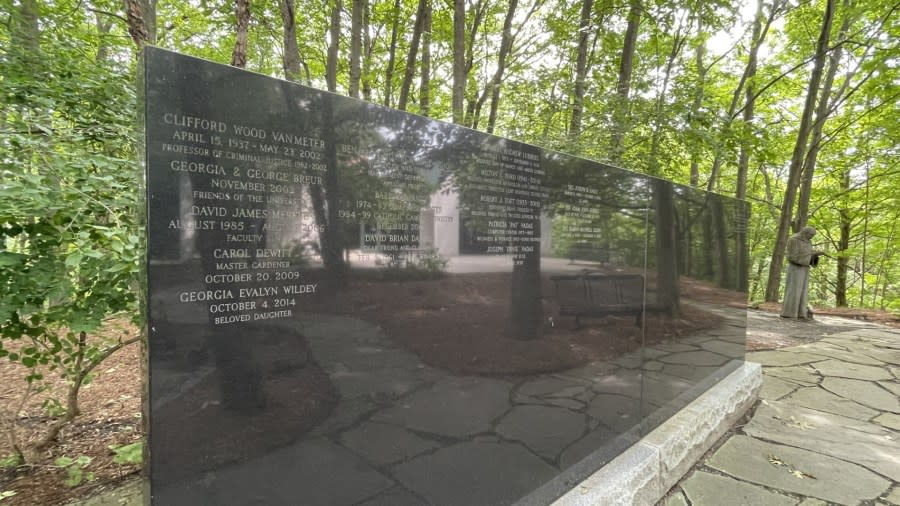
<box><xmin>781</xmin><ymin>226</ymin><xmax>821</xmax><ymax>319</ymax></box>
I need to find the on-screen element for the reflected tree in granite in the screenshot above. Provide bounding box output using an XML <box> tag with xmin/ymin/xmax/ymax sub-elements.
<box><xmin>310</xmin><ymin>94</ymin><xmax>349</xmax><ymax>285</ymax></box>
<box><xmin>651</xmin><ymin>178</ymin><xmax>681</xmax><ymax>315</ymax></box>
<box><xmin>144</xmin><ymin>48</ymin><xmax>750</xmax><ymax>506</ymax></box>
<box><xmin>449</xmin><ymin>135</ymin><xmax>544</xmax><ymax>339</ymax></box>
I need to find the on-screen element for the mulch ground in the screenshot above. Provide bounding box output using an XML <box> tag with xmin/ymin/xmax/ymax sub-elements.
<box><xmin>754</xmin><ymin>301</ymin><xmax>900</xmax><ymax>328</ymax></box>
<box><xmin>0</xmin><ymin>318</ymin><xmax>143</xmax><ymax>506</ymax></box>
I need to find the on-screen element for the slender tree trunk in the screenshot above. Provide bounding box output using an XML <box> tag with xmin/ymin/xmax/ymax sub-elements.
<box><xmin>734</xmin><ymin>0</ymin><xmax>765</xmax><ymax>293</ymax></box>
<box><xmin>873</xmin><ymin>218</ymin><xmax>896</xmax><ymax>309</ymax></box>
<box><xmin>230</xmin><ymin>0</ymin><xmax>250</xmax><ymax>68</ymax></box>
<box><xmin>452</xmin><ymin>0</ymin><xmax>466</xmax><ymax>123</ymax></box>
<box><xmin>688</xmin><ymin>24</ymin><xmax>705</xmax><ymax>187</ymax></box>
<box><xmin>797</xmin><ymin>0</ymin><xmax>852</xmax><ymax>229</ymax></box>
<box><xmin>711</xmin><ymin>197</ymin><xmax>730</xmax><ymax>288</ymax></box>
<box><xmin>707</xmin><ymin>1</ymin><xmax>777</xmax><ymax>191</ymax></box>
<box><xmin>326</xmin><ymin>0</ymin><xmax>342</xmax><ymax>93</ymax></box>
<box><xmin>736</xmin><ymin>0</ymin><xmax>765</xmax><ymax>202</ymax></box>
<box><xmin>735</xmin><ymin>0</ymin><xmax>765</xmax><ymax>200</ymax></box>
<box><xmin>123</xmin><ymin>0</ymin><xmax>151</xmax><ymax>48</ymax></box>
<box><xmin>485</xmin><ymin>0</ymin><xmax>519</xmax><ymax>133</ymax></box>
<box><xmin>419</xmin><ymin>2</ymin><xmax>432</xmax><ymax>115</ymax></box>
<box><xmin>280</xmin><ymin>0</ymin><xmax>310</xmax><ymax>85</ymax></box>
<box><xmin>362</xmin><ymin>0</ymin><xmax>372</xmax><ymax>101</ymax></box>
<box><xmin>835</xmin><ymin>168</ymin><xmax>851</xmax><ymax>306</ymax></box>
<box><xmin>859</xmin><ymin>162</ymin><xmax>870</xmax><ymax>306</ymax></box>
<box><xmin>569</xmin><ymin>0</ymin><xmax>594</xmax><ymax>140</ymax></box>
<box><xmin>321</xmin><ymin>2</ymin><xmax>346</xmax><ymax>283</ymax></box>
<box><xmin>764</xmin><ymin>0</ymin><xmax>835</xmax><ymax>302</ymax></box>
<box><xmin>384</xmin><ymin>0</ymin><xmax>401</xmax><ymax>106</ymax></box>
<box><xmin>654</xmin><ymin>179</ymin><xmax>681</xmax><ymax>315</ymax></box>
<box><xmin>609</xmin><ymin>0</ymin><xmax>641</xmax><ymax>164</ymax></box>
<box><xmin>509</xmin><ymin>217</ymin><xmax>542</xmax><ymax>339</ymax></box>
<box><xmin>398</xmin><ymin>0</ymin><xmax>428</xmax><ymax>111</ymax></box>
<box><xmin>463</xmin><ymin>0</ymin><xmax>489</xmax><ymax>127</ymax></box>
<box><xmin>349</xmin><ymin>0</ymin><xmax>363</xmax><ymax>98</ymax></box>
<box><xmin>95</xmin><ymin>13</ymin><xmax>113</xmax><ymax>63</ymax></box>
<box><xmin>648</xmin><ymin>20</ymin><xmax>686</xmax><ymax>175</ymax></box>
<box><xmin>141</xmin><ymin>0</ymin><xmax>157</xmax><ymax>44</ymax></box>
<box><xmin>13</xmin><ymin>0</ymin><xmax>40</xmax><ymax>53</ymax></box>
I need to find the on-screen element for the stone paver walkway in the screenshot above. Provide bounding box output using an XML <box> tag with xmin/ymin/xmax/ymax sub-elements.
<box><xmin>661</xmin><ymin>314</ymin><xmax>900</xmax><ymax>506</ymax></box>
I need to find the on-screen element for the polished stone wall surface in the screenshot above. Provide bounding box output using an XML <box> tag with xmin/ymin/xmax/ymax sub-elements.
<box><xmin>143</xmin><ymin>47</ymin><xmax>748</xmax><ymax>506</ymax></box>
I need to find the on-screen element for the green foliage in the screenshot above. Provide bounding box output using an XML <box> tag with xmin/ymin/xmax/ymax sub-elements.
<box><xmin>53</xmin><ymin>455</ymin><xmax>95</xmax><ymax>487</ymax></box>
<box><xmin>0</xmin><ymin>31</ymin><xmax>141</xmax><ymax>369</ymax></box>
<box><xmin>109</xmin><ymin>442</ymin><xmax>143</xmax><ymax>466</ymax></box>
<box><xmin>0</xmin><ymin>490</ymin><xmax>17</xmax><ymax>502</ymax></box>
<box><xmin>0</xmin><ymin>455</ymin><xmax>21</xmax><ymax>470</ymax></box>
<box><xmin>411</xmin><ymin>251</ymin><xmax>450</xmax><ymax>276</ymax></box>
<box><xmin>370</xmin><ymin>250</ymin><xmax>448</xmax><ymax>281</ymax></box>
<box><xmin>0</xmin><ymin>8</ymin><xmax>143</xmax><ymax>459</ymax></box>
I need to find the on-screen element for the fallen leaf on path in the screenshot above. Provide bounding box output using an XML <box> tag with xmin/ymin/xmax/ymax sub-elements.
<box><xmin>790</xmin><ymin>469</ymin><xmax>817</xmax><ymax>480</ymax></box>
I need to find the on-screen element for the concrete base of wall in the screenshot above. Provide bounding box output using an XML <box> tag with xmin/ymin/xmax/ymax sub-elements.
<box><xmin>550</xmin><ymin>361</ymin><xmax>763</xmax><ymax>506</ymax></box>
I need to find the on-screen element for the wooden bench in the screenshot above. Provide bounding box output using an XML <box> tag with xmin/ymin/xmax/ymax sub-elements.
<box><xmin>550</xmin><ymin>272</ymin><xmax>669</xmax><ymax>327</ymax></box>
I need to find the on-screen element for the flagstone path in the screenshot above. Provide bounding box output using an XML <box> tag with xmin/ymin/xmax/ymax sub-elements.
<box><xmin>661</xmin><ymin>315</ymin><xmax>900</xmax><ymax>506</ymax></box>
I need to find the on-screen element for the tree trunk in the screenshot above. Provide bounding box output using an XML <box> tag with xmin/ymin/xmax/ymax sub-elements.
<box><xmin>735</xmin><ymin>0</ymin><xmax>764</xmax><ymax>204</ymax></box>
<box><xmin>859</xmin><ymin>162</ymin><xmax>869</xmax><ymax>306</ymax></box>
<box><xmin>326</xmin><ymin>0</ymin><xmax>342</xmax><ymax>92</ymax></box>
<box><xmin>736</xmin><ymin>0</ymin><xmax>764</xmax><ymax>202</ymax></box>
<box><xmin>397</xmin><ymin>0</ymin><xmax>428</xmax><ymax>111</ymax></box>
<box><xmin>384</xmin><ymin>0</ymin><xmax>401</xmax><ymax>106</ymax></box>
<box><xmin>873</xmin><ymin>218</ymin><xmax>896</xmax><ymax>309</ymax></box>
<box><xmin>279</xmin><ymin>0</ymin><xmax>310</xmax><ymax>85</ymax></box>
<box><xmin>648</xmin><ymin>20</ymin><xmax>686</xmax><ymax>175</ymax></box>
<box><xmin>835</xmin><ymin>169</ymin><xmax>851</xmax><ymax>306</ymax></box>
<box><xmin>707</xmin><ymin>0</ymin><xmax>777</xmax><ymax>191</ymax></box>
<box><xmin>349</xmin><ymin>0</ymin><xmax>363</xmax><ymax>98</ymax></box>
<box><xmin>609</xmin><ymin>0</ymin><xmax>641</xmax><ymax>164</ymax></box>
<box><xmin>764</xmin><ymin>0</ymin><xmax>835</xmax><ymax>302</ymax></box>
<box><xmin>141</xmin><ymin>0</ymin><xmax>157</xmax><ymax>44</ymax></box>
<box><xmin>485</xmin><ymin>0</ymin><xmax>519</xmax><ymax>134</ymax></box>
<box><xmin>796</xmin><ymin>0</ymin><xmax>852</xmax><ymax>230</ymax></box>
<box><xmin>509</xmin><ymin>215</ymin><xmax>542</xmax><ymax>339</ymax></box>
<box><xmin>10</xmin><ymin>0</ymin><xmax>39</xmax><ymax>55</ymax></box>
<box><xmin>230</xmin><ymin>0</ymin><xmax>250</xmax><ymax>68</ymax></box>
<box><xmin>711</xmin><ymin>197</ymin><xmax>730</xmax><ymax>288</ymax></box>
<box><xmin>419</xmin><ymin>2</ymin><xmax>432</xmax><ymax>115</ymax></box>
<box><xmin>452</xmin><ymin>0</ymin><xmax>466</xmax><ymax>123</ymax></box>
<box><xmin>734</xmin><ymin>0</ymin><xmax>765</xmax><ymax>293</ymax></box>
<box><xmin>653</xmin><ymin>179</ymin><xmax>681</xmax><ymax>315</ymax></box>
<box><xmin>463</xmin><ymin>0</ymin><xmax>489</xmax><ymax>127</ymax></box>
<box><xmin>688</xmin><ymin>24</ymin><xmax>705</xmax><ymax>187</ymax></box>
<box><xmin>362</xmin><ymin>0</ymin><xmax>372</xmax><ymax>101</ymax></box>
<box><xmin>95</xmin><ymin>13</ymin><xmax>113</xmax><ymax>64</ymax></box>
<box><xmin>123</xmin><ymin>0</ymin><xmax>151</xmax><ymax>48</ymax></box>
<box><xmin>569</xmin><ymin>0</ymin><xmax>594</xmax><ymax>140</ymax></box>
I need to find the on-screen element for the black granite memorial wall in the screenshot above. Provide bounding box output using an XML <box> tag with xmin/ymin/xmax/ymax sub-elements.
<box><xmin>143</xmin><ymin>46</ymin><xmax>748</xmax><ymax>506</ymax></box>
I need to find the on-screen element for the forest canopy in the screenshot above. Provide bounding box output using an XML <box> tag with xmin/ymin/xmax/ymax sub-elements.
<box><xmin>1</xmin><ymin>0</ymin><xmax>898</xmax><ymax>311</ymax></box>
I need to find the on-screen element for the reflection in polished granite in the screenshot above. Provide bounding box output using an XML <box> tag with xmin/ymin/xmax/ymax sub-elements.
<box><xmin>144</xmin><ymin>48</ymin><xmax>748</xmax><ymax>505</ymax></box>
<box><xmin>151</xmin><ymin>302</ymin><xmax>747</xmax><ymax>505</ymax></box>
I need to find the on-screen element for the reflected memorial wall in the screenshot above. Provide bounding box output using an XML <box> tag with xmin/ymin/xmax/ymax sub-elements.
<box><xmin>143</xmin><ymin>47</ymin><xmax>749</xmax><ymax>506</ymax></box>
